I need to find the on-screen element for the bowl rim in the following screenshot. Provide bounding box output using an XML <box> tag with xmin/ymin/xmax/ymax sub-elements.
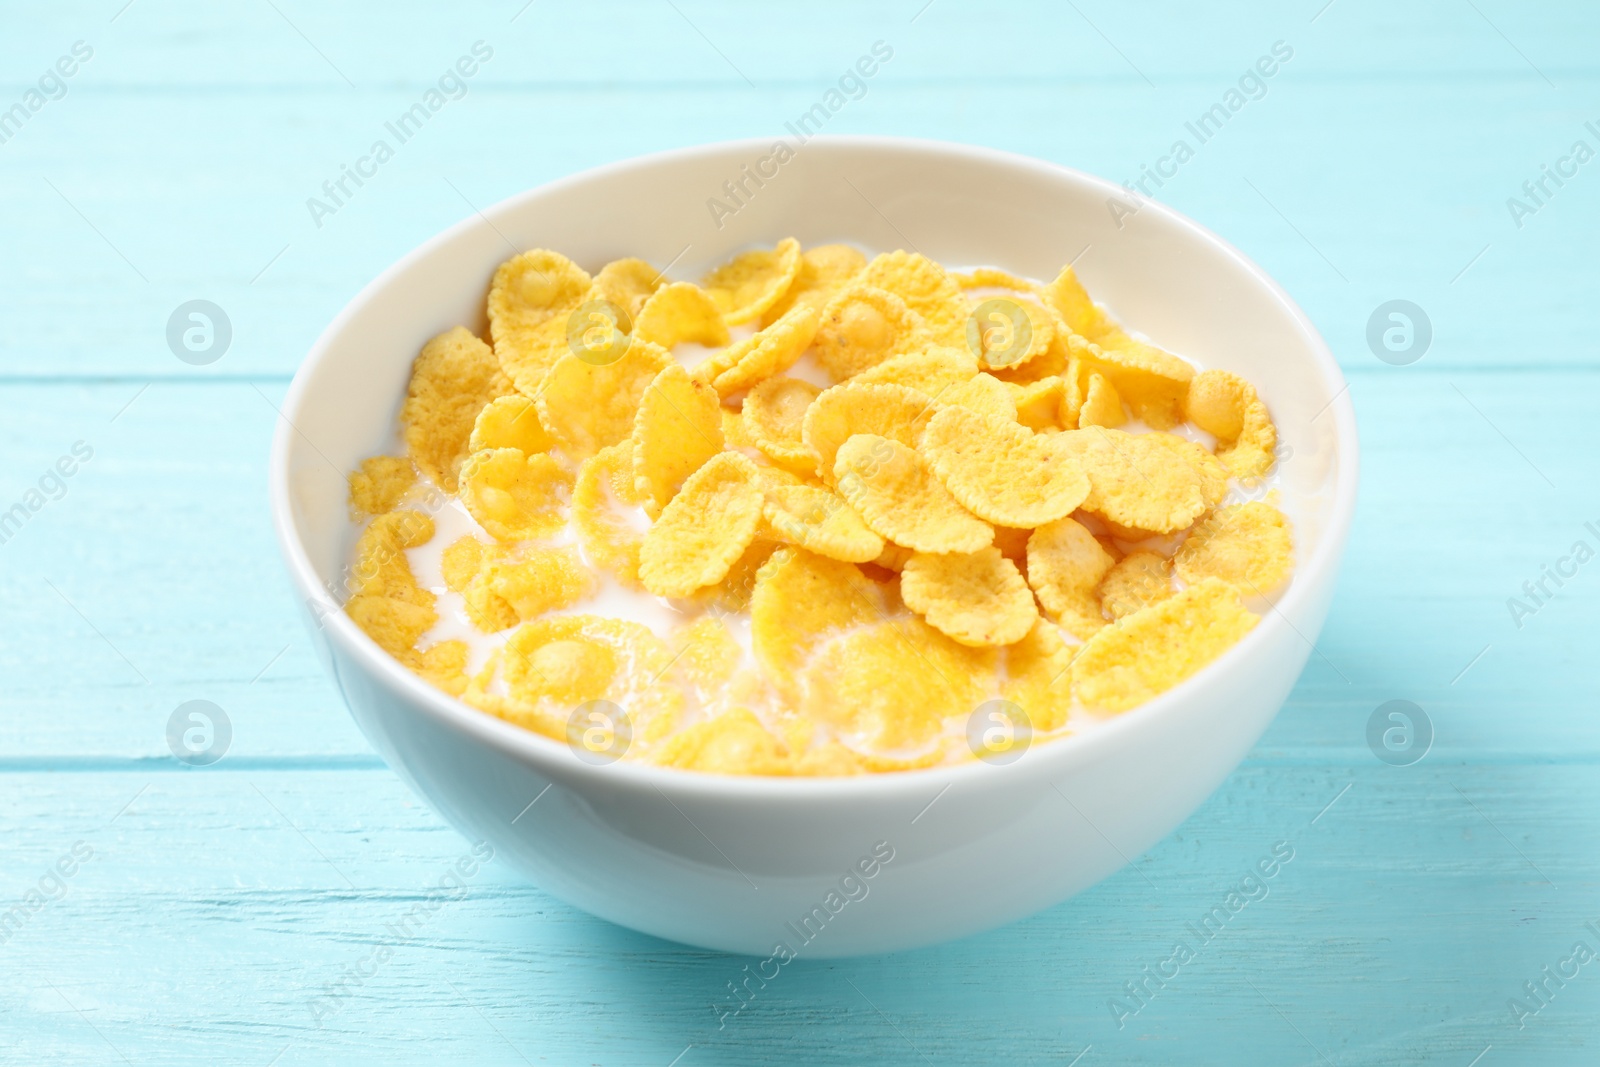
<box><xmin>269</xmin><ymin>134</ymin><xmax>1359</xmax><ymax>801</ymax></box>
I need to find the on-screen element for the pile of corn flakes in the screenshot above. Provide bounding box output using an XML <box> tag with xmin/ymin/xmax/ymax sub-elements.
<box><xmin>344</xmin><ymin>240</ymin><xmax>1292</xmax><ymax>776</ymax></box>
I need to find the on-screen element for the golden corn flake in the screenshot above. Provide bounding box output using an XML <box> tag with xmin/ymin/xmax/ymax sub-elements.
<box><xmin>801</xmin><ymin>617</ymin><xmax>995</xmax><ymax>753</ymax></box>
<box><xmin>853</xmin><ymin>345</ymin><xmax>979</xmax><ymax>396</ymax></box>
<box><xmin>670</xmin><ymin>615</ymin><xmax>743</xmax><ymax>701</ymax></box>
<box><xmin>1026</xmin><ymin>516</ymin><xmax>1117</xmax><ymax>639</ymax></box>
<box><xmin>591</xmin><ymin>257</ymin><xmax>663</xmax><ymax>320</ymax></box>
<box><xmin>751</xmin><ymin>548</ymin><xmax>888</xmax><ymax>698</ymax></box>
<box><xmin>458</xmin><ymin>448</ymin><xmax>570</xmax><ymax>543</ymax></box>
<box><xmin>487</xmin><ymin>250</ymin><xmax>592</xmax><ymax>395</ymax></box>
<box><xmin>401</xmin><ymin>327</ymin><xmax>511</xmax><ymax>493</ymax></box>
<box><xmin>802</xmin><ymin>381</ymin><xmax>934</xmax><ymax>484</ymax></box>
<box><xmin>351</xmin><ymin>509</ymin><xmax>435</xmax><ymax>601</ymax></box>
<box><xmin>535</xmin><ymin>339</ymin><xmax>671</xmax><ymax>459</ymax></box>
<box><xmin>1078</xmin><ymin>372</ymin><xmax>1125</xmax><ymax>428</ymax></box>
<box><xmin>1075</xmin><ymin>334</ymin><xmax>1195</xmax><ymax>430</ymax></box>
<box><xmin>573</xmin><ymin>442</ymin><xmax>646</xmax><ymax>586</ymax></box>
<box><xmin>1058</xmin><ymin>427</ymin><xmax>1206</xmax><ymax>534</ymax></box>
<box><xmin>710</xmin><ymin>305</ymin><xmax>820</xmax><ymax>398</ymax></box>
<box><xmin>1011</xmin><ymin>377</ymin><xmax>1064</xmax><ymax>433</ymax></box>
<box><xmin>348</xmin><ymin>456</ymin><xmax>416</xmax><ymax>518</ymax></box>
<box><xmin>762</xmin><ymin>483</ymin><xmax>884</xmax><ymax>563</ymax></box>
<box><xmin>485</xmin><ymin>546</ymin><xmax>597</xmax><ymax>622</ymax></box>
<box><xmin>1185</xmin><ymin>368</ymin><xmax>1277</xmax><ymax>481</ymax></box>
<box><xmin>762</xmin><ymin>243</ymin><xmax>868</xmax><ymax>325</ymax></box>
<box><xmin>441</xmin><ymin>534</ymin><xmax>494</xmax><ymax>593</ymax></box>
<box><xmin>1042</xmin><ymin>263</ymin><xmax>1118</xmax><ymax>344</ymax></box>
<box><xmin>834</xmin><ymin>434</ymin><xmax>993</xmax><ymax>554</ymax></box>
<box><xmin>991</xmin><ymin>523</ymin><xmax>1031</xmax><ymax>564</ymax></box>
<box><xmin>415</xmin><ymin>640</ymin><xmax>470</xmax><ymax>696</ymax></box>
<box><xmin>652</xmin><ymin>707</ymin><xmax>791</xmax><ymax>775</ymax></box>
<box><xmin>956</xmin><ymin>267</ymin><xmax>1041</xmax><ymax>295</ymax></box>
<box><xmin>347</xmin><ymin>593</ymin><xmax>437</xmax><ymax>662</ymax></box>
<box><xmin>1098</xmin><ymin>550</ymin><xmax>1175</xmax><ymax>620</ymax></box>
<box><xmin>700</xmin><ymin>538</ymin><xmax>780</xmax><ymax>615</ymax></box>
<box><xmin>638</xmin><ymin>452</ymin><xmax>764</xmax><ymax>597</ymax></box>
<box><xmin>632</xmin><ymin>363</ymin><xmax>724</xmax><ymax>517</ymax></box>
<box><xmin>938</xmin><ymin>373</ymin><xmax>1017</xmax><ymax>422</ymax></box>
<box><xmin>469</xmin><ymin>394</ymin><xmax>555</xmax><ymax>455</ymax></box>
<box><xmin>968</xmin><ymin>297</ymin><xmax>1055</xmax><ymax>373</ymax></box>
<box><xmin>921</xmin><ymin>405</ymin><xmax>1090</xmax><ymax>528</ymax></box>
<box><xmin>1174</xmin><ymin>501</ymin><xmax>1293</xmax><ymax>595</ymax></box>
<box><xmin>742</xmin><ymin>376</ymin><xmax>822</xmax><ymax>473</ymax></box>
<box><xmin>856</xmin><ymin>250</ymin><xmax>968</xmax><ymax>347</ymax></box>
<box><xmin>701</xmin><ymin>238</ymin><xmax>801</xmax><ymax>325</ymax></box>
<box><xmin>1146</xmin><ymin>432</ymin><xmax>1228</xmax><ymax>507</ymax></box>
<box><xmin>633</xmin><ymin>281</ymin><xmax>731</xmax><ymax>349</ymax></box>
<box><xmin>1071</xmin><ymin>578</ymin><xmax>1257</xmax><ymax>712</ymax></box>
<box><xmin>478</xmin><ymin>615</ymin><xmax>679</xmax><ymax>742</ymax></box>
<box><xmin>813</xmin><ymin>285</ymin><xmax>930</xmax><ymax>381</ymax></box>
<box><xmin>1000</xmin><ymin>621</ymin><xmax>1076</xmax><ymax>733</ymax></box>
<box><xmin>902</xmin><ymin>546</ymin><xmax>1037</xmax><ymax>647</ymax></box>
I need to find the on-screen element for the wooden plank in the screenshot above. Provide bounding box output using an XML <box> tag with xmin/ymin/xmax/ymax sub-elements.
<box><xmin>1</xmin><ymin>761</ymin><xmax>1595</xmax><ymax>1065</ymax></box>
<box><xmin>0</xmin><ymin>81</ymin><xmax>1593</xmax><ymax>378</ymax></box>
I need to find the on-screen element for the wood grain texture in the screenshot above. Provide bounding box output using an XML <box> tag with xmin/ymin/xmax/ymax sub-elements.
<box><xmin>2</xmin><ymin>1</ymin><xmax>1597</xmax><ymax>1063</ymax></box>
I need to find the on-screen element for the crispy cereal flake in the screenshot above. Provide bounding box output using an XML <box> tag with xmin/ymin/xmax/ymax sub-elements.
<box><xmin>902</xmin><ymin>546</ymin><xmax>1038</xmax><ymax>647</ymax></box>
<box><xmin>742</xmin><ymin>376</ymin><xmax>822</xmax><ymax>473</ymax></box>
<box><xmin>573</xmin><ymin>442</ymin><xmax>647</xmax><ymax>586</ymax></box>
<box><xmin>458</xmin><ymin>448</ymin><xmax>570</xmax><ymax>543</ymax></box>
<box><xmin>535</xmin><ymin>339</ymin><xmax>672</xmax><ymax>460</ymax></box>
<box><xmin>1185</xmin><ymin>369</ymin><xmax>1277</xmax><ymax>481</ymax></box>
<box><xmin>632</xmin><ymin>363</ymin><xmax>724</xmax><ymax>516</ymax></box>
<box><xmin>401</xmin><ymin>327</ymin><xmax>511</xmax><ymax>493</ymax></box>
<box><xmin>487</xmin><ymin>250</ymin><xmax>593</xmax><ymax>395</ymax></box>
<box><xmin>834</xmin><ymin>434</ymin><xmax>993</xmax><ymax>554</ymax></box>
<box><xmin>1098</xmin><ymin>550</ymin><xmax>1175</xmax><ymax>620</ymax></box>
<box><xmin>633</xmin><ymin>281</ymin><xmax>732</xmax><ymax>349</ymax></box>
<box><xmin>921</xmin><ymin>405</ymin><xmax>1090</xmax><ymax>528</ymax></box>
<box><xmin>751</xmin><ymin>548</ymin><xmax>887</xmax><ymax>698</ymax></box>
<box><xmin>1026</xmin><ymin>516</ymin><xmax>1117</xmax><ymax>639</ymax></box>
<box><xmin>638</xmin><ymin>452</ymin><xmax>764</xmax><ymax>597</ymax></box>
<box><xmin>1057</xmin><ymin>427</ymin><xmax>1206</xmax><ymax>534</ymax></box>
<box><xmin>1174</xmin><ymin>502</ymin><xmax>1294</xmax><ymax>595</ymax></box>
<box><xmin>853</xmin><ymin>345</ymin><xmax>979</xmax><ymax>396</ymax></box>
<box><xmin>348</xmin><ymin>456</ymin><xmax>416</xmax><ymax>517</ymax></box>
<box><xmin>1001</xmin><ymin>621</ymin><xmax>1076</xmax><ymax>733</ymax></box>
<box><xmin>761</xmin><ymin>243</ymin><xmax>868</xmax><ymax>325</ymax></box>
<box><xmin>813</xmin><ymin>285</ymin><xmax>931</xmax><ymax>381</ymax></box>
<box><xmin>469</xmin><ymin>395</ymin><xmax>555</xmax><ymax>455</ymax></box>
<box><xmin>591</xmin><ymin>257</ymin><xmax>663</xmax><ymax>320</ymax></box>
<box><xmin>700</xmin><ymin>238</ymin><xmax>801</xmax><ymax>325</ymax></box>
<box><xmin>802</xmin><ymin>381</ymin><xmax>935</xmax><ymax>485</ymax></box>
<box><xmin>762</xmin><ymin>483</ymin><xmax>885</xmax><ymax>563</ymax></box>
<box><xmin>856</xmin><ymin>250</ymin><xmax>968</xmax><ymax>347</ymax></box>
<box><xmin>1071</xmin><ymin>578</ymin><xmax>1257</xmax><ymax>712</ymax></box>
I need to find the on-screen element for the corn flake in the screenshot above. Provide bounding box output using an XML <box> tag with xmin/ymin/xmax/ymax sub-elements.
<box><xmin>1026</xmin><ymin>516</ymin><xmax>1117</xmax><ymax>639</ymax></box>
<box><xmin>1074</xmin><ymin>334</ymin><xmax>1195</xmax><ymax>430</ymax></box>
<box><xmin>1011</xmin><ymin>377</ymin><xmax>1065</xmax><ymax>433</ymax></box>
<box><xmin>762</xmin><ymin>483</ymin><xmax>884</xmax><ymax>563</ymax></box>
<box><xmin>1001</xmin><ymin>621</ymin><xmax>1076</xmax><ymax>733</ymax></box>
<box><xmin>801</xmin><ymin>617</ymin><xmax>995</xmax><ymax>752</ymax></box>
<box><xmin>573</xmin><ymin>442</ymin><xmax>646</xmax><ymax>586</ymax></box>
<box><xmin>701</xmin><ymin>238</ymin><xmax>801</xmax><ymax>325</ymax></box>
<box><xmin>401</xmin><ymin>327</ymin><xmax>512</xmax><ymax>493</ymax></box>
<box><xmin>853</xmin><ymin>345</ymin><xmax>979</xmax><ymax>396</ymax></box>
<box><xmin>751</xmin><ymin>548</ymin><xmax>887</xmax><ymax>698</ymax></box>
<box><xmin>762</xmin><ymin>243</ymin><xmax>867</xmax><ymax>325</ymax></box>
<box><xmin>632</xmin><ymin>363</ymin><xmax>724</xmax><ymax>517</ymax></box>
<box><xmin>592</xmin><ymin>257</ymin><xmax>663</xmax><ymax>320</ymax></box>
<box><xmin>1071</xmin><ymin>578</ymin><xmax>1257</xmax><ymax>712</ymax></box>
<box><xmin>1098</xmin><ymin>550</ymin><xmax>1175</xmax><ymax>620</ymax></box>
<box><xmin>638</xmin><ymin>452</ymin><xmax>764</xmax><ymax>597</ymax></box>
<box><xmin>802</xmin><ymin>381</ymin><xmax>935</xmax><ymax>485</ymax></box>
<box><xmin>902</xmin><ymin>546</ymin><xmax>1037</xmax><ymax>647</ymax></box>
<box><xmin>697</xmin><ymin>305</ymin><xmax>820</xmax><ymax>397</ymax></box>
<box><xmin>856</xmin><ymin>250</ymin><xmax>967</xmax><ymax>347</ymax></box>
<box><xmin>813</xmin><ymin>285</ymin><xmax>930</xmax><ymax>381</ymax></box>
<box><xmin>488</xmin><ymin>250</ymin><xmax>593</xmax><ymax>395</ymax></box>
<box><xmin>938</xmin><ymin>373</ymin><xmax>1017</xmax><ymax>422</ymax></box>
<box><xmin>1174</xmin><ymin>501</ymin><xmax>1293</xmax><ymax>595</ymax></box>
<box><xmin>458</xmin><ymin>448</ymin><xmax>570</xmax><ymax>543</ymax></box>
<box><xmin>633</xmin><ymin>281</ymin><xmax>731</xmax><ymax>349</ymax></box>
<box><xmin>1058</xmin><ymin>427</ymin><xmax>1206</xmax><ymax>534</ymax></box>
<box><xmin>968</xmin><ymin>297</ymin><xmax>1055</xmax><ymax>372</ymax></box>
<box><xmin>535</xmin><ymin>338</ymin><xmax>672</xmax><ymax>460</ymax></box>
<box><xmin>1078</xmin><ymin>372</ymin><xmax>1125</xmax><ymax>428</ymax></box>
<box><xmin>1185</xmin><ymin>369</ymin><xmax>1277</xmax><ymax>481</ymax></box>
<box><xmin>469</xmin><ymin>394</ymin><xmax>555</xmax><ymax>455</ymax></box>
<box><xmin>348</xmin><ymin>456</ymin><xmax>417</xmax><ymax>518</ymax></box>
<box><xmin>921</xmin><ymin>405</ymin><xmax>1090</xmax><ymax>528</ymax></box>
<box><xmin>742</xmin><ymin>376</ymin><xmax>822</xmax><ymax>473</ymax></box>
<box><xmin>834</xmin><ymin>434</ymin><xmax>993</xmax><ymax>554</ymax></box>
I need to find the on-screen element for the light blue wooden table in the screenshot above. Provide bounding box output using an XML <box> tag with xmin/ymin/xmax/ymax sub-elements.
<box><xmin>4</xmin><ymin>1</ymin><xmax>1597</xmax><ymax>1063</ymax></box>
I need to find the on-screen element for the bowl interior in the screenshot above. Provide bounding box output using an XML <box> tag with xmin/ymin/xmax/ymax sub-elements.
<box><xmin>276</xmin><ymin>136</ymin><xmax>1351</xmax><ymax>760</ymax></box>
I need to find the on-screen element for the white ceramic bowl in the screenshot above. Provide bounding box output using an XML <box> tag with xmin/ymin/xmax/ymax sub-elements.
<box><xmin>270</xmin><ymin>136</ymin><xmax>1357</xmax><ymax>957</ymax></box>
